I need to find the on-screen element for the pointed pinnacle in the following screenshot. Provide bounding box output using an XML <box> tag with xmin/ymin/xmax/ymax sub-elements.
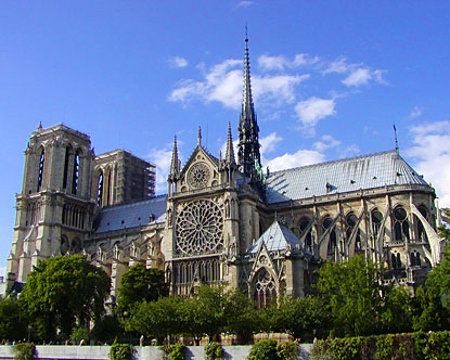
<box><xmin>225</xmin><ymin>122</ymin><xmax>236</xmax><ymax>166</ymax></box>
<box><xmin>169</xmin><ymin>135</ymin><xmax>179</xmax><ymax>177</ymax></box>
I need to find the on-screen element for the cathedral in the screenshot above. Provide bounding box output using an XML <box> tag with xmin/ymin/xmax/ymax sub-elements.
<box><xmin>4</xmin><ymin>36</ymin><xmax>446</xmax><ymax>307</ymax></box>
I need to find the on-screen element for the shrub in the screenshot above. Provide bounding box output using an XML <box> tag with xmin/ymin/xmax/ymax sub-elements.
<box><xmin>70</xmin><ymin>327</ymin><xmax>90</xmax><ymax>344</ymax></box>
<box><xmin>109</xmin><ymin>341</ymin><xmax>134</xmax><ymax>360</ymax></box>
<box><xmin>247</xmin><ymin>339</ymin><xmax>280</xmax><ymax>360</ymax></box>
<box><xmin>276</xmin><ymin>341</ymin><xmax>299</xmax><ymax>360</ymax></box>
<box><xmin>422</xmin><ymin>331</ymin><xmax>450</xmax><ymax>360</ymax></box>
<box><xmin>205</xmin><ymin>343</ymin><xmax>224</xmax><ymax>360</ymax></box>
<box><xmin>160</xmin><ymin>343</ymin><xmax>186</xmax><ymax>360</ymax></box>
<box><xmin>13</xmin><ymin>343</ymin><xmax>36</xmax><ymax>360</ymax></box>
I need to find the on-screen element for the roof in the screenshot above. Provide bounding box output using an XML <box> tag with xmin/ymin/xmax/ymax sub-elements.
<box><xmin>247</xmin><ymin>221</ymin><xmax>302</xmax><ymax>254</ymax></box>
<box><xmin>265</xmin><ymin>150</ymin><xmax>429</xmax><ymax>204</ymax></box>
<box><xmin>94</xmin><ymin>195</ymin><xmax>167</xmax><ymax>233</ymax></box>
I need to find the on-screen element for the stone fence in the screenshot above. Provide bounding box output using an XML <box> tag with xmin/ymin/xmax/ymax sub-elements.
<box><xmin>0</xmin><ymin>344</ymin><xmax>313</xmax><ymax>360</ymax></box>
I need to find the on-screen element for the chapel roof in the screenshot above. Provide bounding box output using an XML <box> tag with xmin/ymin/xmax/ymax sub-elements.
<box><xmin>265</xmin><ymin>150</ymin><xmax>429</xmax><ymax>204</ymax></box>
<box><xmin>247</xmin><ymin>221</ymin><xmax>303</xmax><ymax>254</ymax></box>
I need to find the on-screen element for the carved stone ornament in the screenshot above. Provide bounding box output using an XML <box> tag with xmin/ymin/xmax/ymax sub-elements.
<box><xmin>175</xmin><ymin>199</ymin><xmax>223</xmax><ymax>256</ymax></box>
<box><xmin>187</xmin><ymin>162</ymin><xmax>210</xmax><ymax>189</ymax></box>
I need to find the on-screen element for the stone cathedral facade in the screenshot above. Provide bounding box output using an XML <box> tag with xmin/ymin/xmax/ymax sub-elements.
<box><xmin>5</xmin><ymin>37</ymin><xmax>446</xmax><ymax>306</ymax></box>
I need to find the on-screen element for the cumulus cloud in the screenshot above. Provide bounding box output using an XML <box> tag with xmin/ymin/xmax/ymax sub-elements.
<box><xmin>266</xmin><ymin>149</ymin><xmax>325</xmax><ymax>171</ymax></box>
<box><xmin>295</xmin><ymin>97</ymin><xmax>336</xmax><ymax>128</ymax></box>
<box><xmin>169</xmin><ymin>58</ymin><xmax>309</xmax><ymax>109</ymax></box>
<box><xmin>168</xmin><ymin>56</ymin><xmax>188</xmax><ymax>68</ymax></box>
<box><xmin>342</xmin><ymin>68</ymin><xmax>372</xmax><ymax>87</ymax></box>
<box><xmin>236</xmin><ymin>1</ymin><xmax>253</xmax><ymax>8</ymax></box>
<box><xmin>0</xmin><ymin>265</ymin><xmax>5</xmax><ymax>278</ymax></box>
<box><xmin>260</xmin><ymin>132</ymin><xmax>283</xmax><ymax>154</ymax></box>
<box><xmin>323</xmin><ymin>57</ymin><xmax>386</xmax><ymax>87</ymax></box>
<box><xmin>313</xmin><ymin>134</ymin><xmax>341</xmax><ymax>152</ymax></box>
<box><xmin>257</xmin><ymin>54</ymin><xmax>319</xmax><ymax>71</ymax></box>
<box><xmin>406</xmin><ymin>120</ymin><xmax>450</xmax><ymax>207</ymax></box>
<box><xmin>339</xmin><ymin>144</ymin><xmax>360</xmax><ymax>158</ymax></box>
<box><xmin>410</xmin><ymin>106</ymin><xmax>423</xmax><ymax>119</ymax></box>
<box><xmin>148</xmin><ymin>142</ymin><xmax>183</xmax><ymax>194</ymax></box>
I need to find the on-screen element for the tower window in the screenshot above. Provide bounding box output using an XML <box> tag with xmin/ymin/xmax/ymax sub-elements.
<box><xmin>37</xmin><ymin>148</ymin><xmax>45</xmax><ymax>191</ymax></box>
<box><xmin>97</xmin><ymin>171</ymin><xmax>103</xmax><ymax>206</ymax></box>
<box><xmin>72</xmin><ymin>150</ymin><xmax>80</xmax><ymax>195</ymax></box>
<box><xmin>63</xmin><ymin>146</ymin><xmax>70</xmax><ymax>189</ymax></box>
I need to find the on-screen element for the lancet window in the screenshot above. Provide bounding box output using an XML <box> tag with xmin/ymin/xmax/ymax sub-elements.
<box><xmin>97</xmin><ymin>170</ymin><xmax>104</xmax><ymax>206</ymax></box>
<box><xmin>371</xmin><ymin>209</ymin><xmax>383</xmax><ymax>238</ymax></box>
<box><xmin>299</xmin><ymin>217</ymin><xmax>312</xmax><ymax>252</ymax></box>
<box><xmin>72</xmin><ymin>150</ymin><xmax>80</xmax><ymax>195</ymax></box>
<box><xmin>37</xmin><ymin>148</ymin><xmax>45</xmax><ymax>191</ymax></box>
<box><xmin>416</xmin><ymin>206</ymin><xmax>429</xmax><ymax>243</ymax></box>
<box><xmin>252</xmin><ymin>268</ymin><xmax>276</xmax><ymax>309</ymax></box>
<box><xmin>391</xmin><ymin>252</ymin><xmax>402</xmax><ymax>269</ymax></box>
<box><xmin>393</xmin><ymin>206</ymin><xmax>410</xmax><ymax>243</ymax></box>
<box><xmin>411</xmin><ymin>251</ymin><xmax>422</xmax><ymax>267</ymax></box>
<box><xmin>346</xmin><ymin>212</ymin><xmax>362</xmax><ymax>251</ymax></box>
<box><xmin>323</xmin><ymin>216</ymin><xmax>337</xmax><ymax>261</ymax></box>
<box><xmin>62</xmin><ymin>146</ymin><xmax>71</xmax><ymax>190</ymax></box>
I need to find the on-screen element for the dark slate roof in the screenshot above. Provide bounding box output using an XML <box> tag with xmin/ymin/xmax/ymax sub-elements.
<box><xmin>265</xmin><ymin>150</ymin><xmax>429</xmax><ymax>204</ymax></box>
<box><xmin>247</xmin><ymin>221</ymin><xmax>303</xmax><ymax>254</ymax></box>
<box><xmin>94</xmin><ymin>195</ymin><xmax>167</xmax><ymax>234</ymax></box>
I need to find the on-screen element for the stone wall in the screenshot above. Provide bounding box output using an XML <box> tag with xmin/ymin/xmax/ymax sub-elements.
<box><xmin>0</xmin><ymin>344</ymin><xmax>313</xmax><ymax>360</ymax></box>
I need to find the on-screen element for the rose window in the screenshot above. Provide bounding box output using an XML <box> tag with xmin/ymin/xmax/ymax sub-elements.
<box><xmin>188</xmin><ymin>163</ymin><xmax>210</xmax><ymax>189</ymax></box>
<box><xmin>175</xmin><ymin>199</ymin><xmax>223</xmax><ymax>255</ymax></box>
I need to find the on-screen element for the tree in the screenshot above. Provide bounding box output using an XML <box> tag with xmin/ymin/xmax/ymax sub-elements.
<box><xmin>20</xmin><ymin>254</ymin><xmax>110</xmax><ymax>340</ymax></box>
<box><xmin>316</xmin><ymin>255</ymin><xmax>385</xmax><ymax>337</ymax></box>
<box><xmin>127</xmin><ymin>295</ymin><xmax>185</xmax><ymax>343</ymax></box>
<box><xmin>381</xmin><ymin>286</ymin><xmax>413</xmax><ymax>334</ymax></box>
<box><xmin>0</xmin><ymin>296</ymin><xmax>27</xmax><ymax>341</ymax></box>
<box><xmin>181</xmin><ymin>285</ymin><xmax>228</xmax><ymax>344</ymax></box>
<box><xmin>223</xmin><ymin>289</ymin><xmax>260</xmax><ymax>344</ymax></box>
<box><xmin>277</xmin><ymin>296</ymin><xmax>331</xmax><ymax>341</ymax></box>
<box><xmin>413</xmin><ymin>244</ymin><xmax>450</xmax><ymax>331</ymax></box>
<box><xmin>116</xmin><ymin>263</ymin><xmax>168</xmax><ymax>315</ymax></box>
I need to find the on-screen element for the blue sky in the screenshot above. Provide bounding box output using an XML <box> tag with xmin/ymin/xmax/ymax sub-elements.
<box><xmin>0</xmin><ymin>1</ymin><xmax>449</xmax><ymax>275</ymax></box>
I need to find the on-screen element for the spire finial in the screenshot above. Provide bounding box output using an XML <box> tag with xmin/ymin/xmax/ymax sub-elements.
<box><xmin>169</xmin><ymin>135</ymin><xmax>179</xmax><ymax>180</ymax></box>
<box><xmin>37</xmin><ymin>121</ymin><xmax>43</xmax><ymax>130</ymax></box>
<box><xmin>225</xmin><ymin>122</ymin><xmax>236</xmax><ymax>166</ymax></box>
<box><xmin>197</xmin><ymin>126</ymin><xmax>202</xmax><ymax>147</ymax></box>
<box><xmin>393</xmin><ymin>124</ymin><xmax>399</xmax><ymax>155</ymax></box>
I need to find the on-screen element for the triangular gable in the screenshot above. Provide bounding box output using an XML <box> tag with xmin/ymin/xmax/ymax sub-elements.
<box><xmin>247</xmin><ymin>220</ymin><xmax>303</xmax><ymax>254</ymax></box>
<box><xmin>180</xmin><ymin>145</ymin><xmax>219</xmax><ymax>179</ymax></box>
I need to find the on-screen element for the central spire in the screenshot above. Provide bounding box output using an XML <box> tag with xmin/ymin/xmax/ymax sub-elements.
<box><xmin>237</xmin><ymin>29</ymin><xmax>261</xmax><ymax>181</ymax></box>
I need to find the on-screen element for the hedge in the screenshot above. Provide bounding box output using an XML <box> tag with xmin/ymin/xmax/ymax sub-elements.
<box><xmin>310</xmin><ymin>331</ymin><xmax>450</xmax><ymax>360</ymax></box>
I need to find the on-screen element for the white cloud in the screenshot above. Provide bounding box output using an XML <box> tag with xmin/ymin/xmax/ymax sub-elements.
<box><xmin>168</xmin><ymin>56</ymin><xmax>188</xmax><ymax>68</ymax></box>
<box><xmin>257</xmin><ymin>54</ymin><xmax>319</xmax><ymax>71</ymax></box>
<box><xmin>406</xmin><ymin>120</ymin><xmax>450</xmax><ymax>207</ymax></box>
<box><xmin>295</xmin><ymin>96</ymin><xmax>336</xmax><ymax>128</ymax></box>
<box><xmin>313</xmin><ymin>134</ymin><xmax>341</xmax><ymax>152</ymax></box>
<box><xmin>323</xmin><ymin>57</ymin><xmax>351</xmax><ymax>74</ymax></box>
<box><xmin>236</xmin><ymin>1</ymin><xmax>253</xmax><ymax>8</ymax></box>
<box><xmin>148</xmin><ymin>142</ymin><xmax>183</xmax><ymax>194</ymax></box>
<box><xmin>258</xmin><ymin>55</ymin><xmax>287</xmax><ymax>71</ymax></box>
<box><xmin>339</xmin><ymin>144</ymin><xmax>360</xmax><ymax>158</ymax></box>
<box><xmin>260</xmin><ymin>132</ymin><xmax>282</xmax><ymax>154</ymax></box>
<box><xmin>0</xmin><ymin>265</ymin><xmax>5</xmax><ymax>279</ymax></box>
<box><xmin>169</xmin><ymin>58</ymin><xmax>309</xmax><ymax>109</ymax></box>
<box><xmin>342</xmin><ymin>68</ymin><xmax>372</xmax><ymax>87</ymax></box>
<box><xmin>266</xmin><ymin>149</ymin><xmax>325</xmax><ymax>171</ymax></box>
<box><xmin>410</xmin><ymin>106</ymin><xmax>423</xmax><ymax>119</ymax></box>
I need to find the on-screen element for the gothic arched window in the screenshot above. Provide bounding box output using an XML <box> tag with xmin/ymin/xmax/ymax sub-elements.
<box><xmin>371</xmin><ymin>209</ymin><xmax>383</xmax><ymax>238</ymax></box>
<box><xmin>346</xmin><ymin>212</ymin><xmax>361</xmax><ymax>251</ymax></box>
<box><xmin>62</xmin><ymin>145</ymin><xmax>71</xmax><ymax>190</ymax></box>
<box><xmin>391</xmin><ymin>252</ymin><xmax>402</xmax><ymax>269</ymax></box>
<box><xmin>393</xmin><ymin>207</ymin><xmax>410</xmax><ymax>242</ymax></box>
<box><xmin>323</xmin><ymin>216</ymin><xmax>337</xmax><ymax>260</ymax></box>
<box><xmin>97</xmin><ymin>170</ymin><xmax>104</xmax><ymax>206</ymax></box>
<box><xmin>252</xmin><ymin>268</ymin><xmax>276</xmax><ymax>309</ymax></box>
<box><xmin>299</xmin><ymin>217</ymin><xmax>312</xmax><ymax>252</ymax></box>
<box><xmin>37</xmin><ymin>148</ymin><xmax>45</xmax><ymax>191</ymax></box>
<box><xmin>417</xmin><ymin>206</ymin><xmax>429</xmax><ymax>243</ymax></box>
<box><xmin>72</xmin><ymin>150</ymin><xmax>80</xmax><ymax>195</ymax></box>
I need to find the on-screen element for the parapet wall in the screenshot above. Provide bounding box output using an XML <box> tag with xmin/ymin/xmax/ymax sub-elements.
<box><xmin>0</xmin><ymin>344</ymin><xmax>313</xmax><ymax>360</ymax></box>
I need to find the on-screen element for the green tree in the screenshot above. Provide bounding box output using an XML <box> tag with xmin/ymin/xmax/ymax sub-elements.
<box><xmin>127</xmin><ymin>295</ymin><xmax>185</xmax><ymax>343</ymax></box>
<box><xmin>277</xmin><ymin>296</ymin><xmax>331</xmax><ymax>341</ymax></box>
<box><xmin>0</xmin><ymin>296</ymin><xmax>27</xmax><ymax>341</ymax></box>
<box><xmin>223</xmin><ymin>289</ymin><xmax>260</xmax><ymax>344</ymax></box>
<box><xmin>116</xmin><ymin>264</ymin><xmax>168</xmax><ymax>315</ymax></box>
<box><xmin>413</xmin><ymin>244</ymin><xmax>450</xmax><ymax>331</ymax></box>
<box><xmin>438</xmin><ymin>209</ymin><xmax>450</xmax><ymax>240</ymax></box>
<box><xmin>182</xmin><ymin>285</ymin><xmax>228</xmax><ymax>344</ymax></box>
<box><xmin>20</xmin><ymin>254</ymin><xmax>110</xmax><ymax>341</ymax></box>
<box><xmin>316</xmin><ymin>255</ymin><xmax>385</xmax><ymax>337</ymax></box>
<box><xmin>381</xmin><ymin>286</ymin><xmax>413</xmax><ymax>334</ymax></box>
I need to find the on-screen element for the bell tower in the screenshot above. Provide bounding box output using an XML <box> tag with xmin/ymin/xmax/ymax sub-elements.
<box><xmin>7</xmin><ymin>124</ymin><xmax>95</xmax><ymax>284</ymax></box>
